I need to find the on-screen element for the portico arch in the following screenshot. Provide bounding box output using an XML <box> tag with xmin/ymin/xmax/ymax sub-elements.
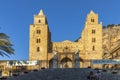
<box><xmin>60</xmin><ymin>57</ymin><xmax>73</xmax><ymax>68</ymax></box>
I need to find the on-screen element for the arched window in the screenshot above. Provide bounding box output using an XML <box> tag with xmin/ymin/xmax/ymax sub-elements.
<box><xmin>92</xmin><ymin>29</ymin><xmax>96</xmax><ymax>34</ymax></box>
<box><xmin>92</xmin><ymin>38</ymin><xmax>96</xmax><ymax>42</ymax></box>
<box><xmin>92</xmin><ymin>46</ymin><xmax>95</xmax><ymax>51</ymax></box>
<box><xmin>38</xmin><ymin>20</ymin><xmax>41</xmax><ymax>23</ymax></box>
<box><xmin>37</xmin><ymin>47</ymin><xmax>40</xmax><ymax>52</ymax></box>
<box><xmin>36</xmin><ymin>38</ymin><xmax>40</xmax><ymax>43</ymax></box>
<box><xmin>91</xmin><ymin>19</ymin><xmax>94</xmax><ymax>22</ymax></box>
<box><xmin>36</xmin><ymin>30</ymin><xmax>41</xmax><ymax>34</ymax></box>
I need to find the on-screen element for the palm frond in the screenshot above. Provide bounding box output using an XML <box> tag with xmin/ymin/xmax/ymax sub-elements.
<box><xmin>0</xmin><ymin>33</ymin><xmax>14</xmax><ymax>57</ymax></box>
<box><xmin>0</xmin><ymin>51</ymin><xmax>10</xmax><ymax>57</ymax></box>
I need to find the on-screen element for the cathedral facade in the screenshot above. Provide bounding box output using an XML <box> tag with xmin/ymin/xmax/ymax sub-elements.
<box><xmin>29</xmin><ymin>10</ymin><xmax>103</xmax><ymax>68</ymax></box>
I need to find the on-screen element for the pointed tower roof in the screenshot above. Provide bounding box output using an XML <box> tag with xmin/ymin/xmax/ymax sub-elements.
<box><xmin>38</xmin><ymin>9</ymin><xmax>45</xmax><ymax>15</ymax></box>
<box><xmin>90</xmin><ymin>10</ymin><xmax>95</xmax><ymax>14</ymax></box>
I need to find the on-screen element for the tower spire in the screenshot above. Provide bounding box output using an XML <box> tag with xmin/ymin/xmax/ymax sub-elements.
<box><xmin>39</xmin><ymin>9</ymin><xmax>44</xmax><ymax>15</ymax></box>
<box><xmin>90</xmin><ymin>10</ymin><xmax>95</xmax><ymax>14</ymax></box>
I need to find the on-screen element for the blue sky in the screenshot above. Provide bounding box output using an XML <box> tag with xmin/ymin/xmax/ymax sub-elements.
<box><xmin>0</xmin><ymin>0</ymin><xmax>120</xmax><ymax>60</ymax></box>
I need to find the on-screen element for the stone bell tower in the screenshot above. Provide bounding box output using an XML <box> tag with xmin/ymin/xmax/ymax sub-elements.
<box><xmin>82</xmin><ymin>11</ymin><xmax>103</xmax><ymax>60</ymax></box>
<box><xmin>29</xmin><ymin>10</ymin><xmax>51</xmax><ymax>61</ymax></box>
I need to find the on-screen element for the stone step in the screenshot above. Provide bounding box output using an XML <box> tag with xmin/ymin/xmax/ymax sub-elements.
<box><xmin>7</xmin><ymin>68</ymin><xmax>120</xmax><ymax>80</ymax></box>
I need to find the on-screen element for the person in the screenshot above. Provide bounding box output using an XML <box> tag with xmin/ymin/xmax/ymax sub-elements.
<box><xmin>95</xmin><ymin>70</ymin><xmax>101</xmax><ymax>80</ymax></box>
<box><xmin>87</xmin><ymin>71</ymin><xmax>95</xmax><ymax>80</ymax></box>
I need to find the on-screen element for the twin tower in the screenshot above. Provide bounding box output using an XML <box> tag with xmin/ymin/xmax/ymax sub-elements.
<box><xmin>29</xmin><ymin>10</ymin><xmax>102</xmax><ymax>68</ymax></box>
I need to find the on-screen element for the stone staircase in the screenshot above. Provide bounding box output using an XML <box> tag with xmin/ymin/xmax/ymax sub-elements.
<box><xmin>7</xmin><ymin>68</ymin><xmax>120</xmax><ymax>80</ymax></box>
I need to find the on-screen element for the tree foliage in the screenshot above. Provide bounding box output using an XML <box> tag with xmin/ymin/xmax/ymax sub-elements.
<box><xmin>107</xmin><ymin>24</ymin><xmax>115</xmax><ymax>28</ymax></box>
<box><xmin>0</xmin><ymin>33</ymin><xmax>14</xmax><ymax>57</ymax></box>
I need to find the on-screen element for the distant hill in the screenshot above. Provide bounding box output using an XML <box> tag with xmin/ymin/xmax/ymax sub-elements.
<box><xmin>103</xmin><ymin>25</ymin><xmax>120</xmax><ymax>53</ymax></box>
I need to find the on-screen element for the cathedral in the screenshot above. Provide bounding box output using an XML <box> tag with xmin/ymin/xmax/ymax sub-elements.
<box><xmin>0</xmin><ymin>10</ymin><xmax>120</xmax><ymax>77</ymax></box>
<box><xmin>29</xmin><ymin>10</ymin><xmax>103</xmax><ymax>68</ymax></box>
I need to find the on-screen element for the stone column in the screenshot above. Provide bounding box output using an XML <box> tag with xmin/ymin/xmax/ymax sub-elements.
<box><xmin>75</xmin><ymin>52</ymin><xmax>80</xmax><ymax>68</ymax></box>
<box><xmin>53</xmin><ymin>53</ymin><xmax>58</xmax><ymax>68</ymax></box>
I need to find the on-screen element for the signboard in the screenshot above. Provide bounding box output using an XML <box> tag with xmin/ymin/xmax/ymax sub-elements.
<box><xmin>92</xmin><ymin>59</ymin><xmax>120</xmax><ymax>64</ymax></box>
<box><xmin>7</xmin><ymin>60</ymin><xmax>40</xmax><ymax>66</ymax></box>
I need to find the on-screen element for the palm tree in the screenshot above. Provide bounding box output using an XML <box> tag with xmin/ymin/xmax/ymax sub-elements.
<box><xmin>0</xmin><ymin>33</ymin><xmax>14</xmax><ymax>57</ymax></box>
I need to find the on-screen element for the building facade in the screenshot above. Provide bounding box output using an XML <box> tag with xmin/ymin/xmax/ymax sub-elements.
<box><xmin>0</xmin><ymin>10</ymin><xmax>120</xmax><ymax>75</ymax></box>
<box><xmin>29</xmin><ymin>10</ymin><xmax>103</xmax><ymax>68</ymax></box>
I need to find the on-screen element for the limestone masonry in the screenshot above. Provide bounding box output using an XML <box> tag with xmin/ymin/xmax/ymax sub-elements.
<box><xmin>29</xmin><ymin>10</ymin><xmax>120</xmax><ymax>68</ymax></box>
